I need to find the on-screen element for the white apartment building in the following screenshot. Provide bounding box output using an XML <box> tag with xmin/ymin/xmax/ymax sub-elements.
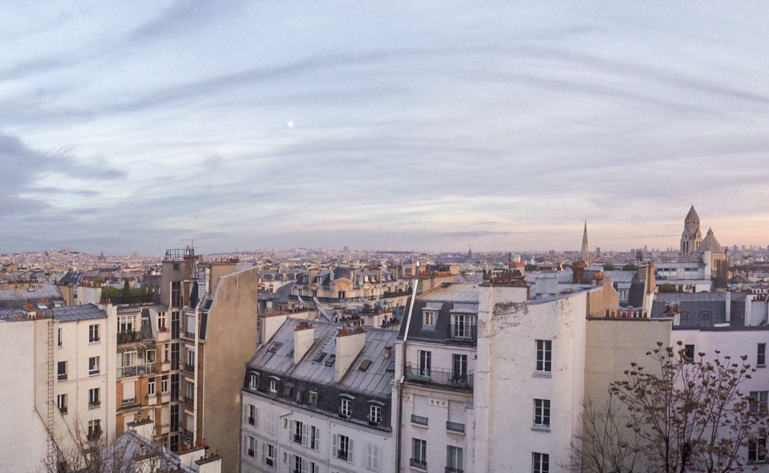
<box><xmin>394</xmin><ymin>273</ymin><xmax>604</xmax><ymax>473</ymax></box>
<box><xmin>0</xmin><ymin>303</ymin><xmax>117</xmax><ymax>471</ymax></box>
<box><xmin>241</xmin><ymin>318</ymin><xmax>397</xmax><ymax>473</ymax></box>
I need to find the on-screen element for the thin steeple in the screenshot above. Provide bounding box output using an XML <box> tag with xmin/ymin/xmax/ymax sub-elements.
<box><xmin>581</xmin><ymin>221</ymin><xmax>590</xmax><ymax>266</ymax></box>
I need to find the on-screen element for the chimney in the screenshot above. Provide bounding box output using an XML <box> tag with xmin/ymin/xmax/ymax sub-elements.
<box><xmin>725</xmin><ymin>291</ymin><xmax>731</xmax><ymax>323</ymax></box>
<box><xmin>335</xmin><ymin>327</ymin><xmax>366</xmax><ymax>382</ymax></box>
<box><xmin>294</xmin><ymin>322</ymin><xmax>314</xmax><ymax>364</ymax></box>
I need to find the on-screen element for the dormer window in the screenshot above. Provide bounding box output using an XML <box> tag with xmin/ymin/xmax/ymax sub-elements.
<box><xmin>423</xmin><ymin>311</ymin><xmax>436</xmax><ymax>328</ymax></box>
<box><xmin>249</xmin><ymin>373</ymin><xmax>259</xmax><ymax>390</ymax></box>
<box><xmin>340</xmin><ymin>398</ymin><xmax>352</xmax><ymax>418</ymax></box>
<box><xmin>269</xmin><ymin>378</ymin><xmax>279</xmax><ymax>394</ymax></box>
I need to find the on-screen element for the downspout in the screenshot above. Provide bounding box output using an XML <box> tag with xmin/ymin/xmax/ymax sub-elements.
<box><xmin>396</xmin><ymin>264</ymin><xmax>419</xmax><ymax>473</ymax></box>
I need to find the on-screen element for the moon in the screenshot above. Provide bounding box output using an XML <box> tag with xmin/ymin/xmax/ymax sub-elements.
<box><xmin>287</xmin><ymin>120</ymin><xmax>294</xmax><ymax>128</ymax></box>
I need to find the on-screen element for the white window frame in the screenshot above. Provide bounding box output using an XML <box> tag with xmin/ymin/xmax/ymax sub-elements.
<box><xmin>250</xmin><ymin>373</ymin><xmax>259</xmax><ymax>390</ymax></box>
<box><xmin>369</xmin><ymin>404</ymin><xmax>382</xmax><ymax>424</ymax></box>
<box><xmin>148</xmin><ymin>378</ymin><xmax>156</xmax><ymax>396</ymax></box>
<box><xmin>534</xmin><ymin>399</ymin><xmax>550</xmax><ymax>427</ymax></box>
<box><xmin>340</xmin><ymin>398</ymin><xmax>352</xmax><ymax>418</ymax></box>
<box><xmin>89</xmin><ymin>356</ymin><xmax>100</xmax><ymax>376</ymax></box>
<box><xmin>532</xmin><ymin>452</ymin><xmax>549</xmax><ymax>473</ymax></box>
<box><xmin>88</xmin><ymin>324</ymin><xmax>100</xmax><ymax>343</ymax></box>
<box><xmin>535</xmin><ymin>340</ymin><xmax>552</xmax><ymax>373</ymax></box>
<box><xmin>88</xmin><ymin>387</ymin><xmax>100</xmax><ymax>407</ymax></box>
<box><xmin>161</xmin><ymin>377</ymin><xmax>168</xmax><ymax>393</ymax></box>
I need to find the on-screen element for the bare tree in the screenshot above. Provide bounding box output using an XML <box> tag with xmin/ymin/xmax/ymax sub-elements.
<box><xmin>570</xmin><ymin>395</ymin><xmax>643</xmax><ymax>473</ymax></box>
<box><xmin>609</xmin><ymin>341</ymin><xmax>767</xmax><ymax>473</ymax></box>
<box><xmin>40</xmin><ymin>417</ymin><xmax>172</xmax><ymax>473</ymax></box>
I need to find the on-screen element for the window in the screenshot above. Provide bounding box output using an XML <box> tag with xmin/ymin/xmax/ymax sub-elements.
<box><xmin>310</xmin><ymin>425</ymin><xmax>318</xmax><ymax>450</ymax></box>
<box><xmin>750</xmin><ymin>391</ymin><xmax>768</xmax><ymax>414</ymax></box>
<box><xmin>186</xmin><ymin>348</ymin><xmax>195</xmax><ymax>370</ymax></box>
<box><xmin>365</xmin><ymin>443</ymin><xmax>380</xmax><ymax>471</ymax></box>
<box><xmin>171</xmin><ymin>281</ymin><xmax>182</xmax><ymax>307</ymax></box>
<box><xmin>700</xmin><ymin>311</ymin><xmax>711</xmax><ymax>320</ymax></box>
<box><xmin>248</xmin><ymin>404</ymin><xmax>257</xmax><ymax>426</ymax></box>
<box><xmin>89</xmin><ymin>356</ymin><xmax>100</xmax><ymax>376</ymax></box>
<box><xmin>452</xmin><ymin>314</ymin><xmax>475</xmax><ymax>338</ymax></box>
<box><xmin>681</xmin><ymin>311</ymin><xmax>690</xmax><ymax>320</ymax></box>
<box><xmin>419</xmin><ymin>350</ymin><xmax>431</xmax><ymax>377</ymax></box>
<box><xmin>452</xmin><ymin>354</ymin><xmax>468</xmax><ymax>384</ymax></box>
<box><xmin>56</xmin><ymin>394</ymin><xmax>67</xmax><ymax>414</ymax></box>
<box><xmin>749</xmin><ymin>437</ymin><xmax>767</xmax><ymax>463</ymax></box>
<box><xmin>423</xmin><ymin>310</ymin><xmax>435</xmax><ymax>327</ymax></box>
<box><xmin>447</xmin><ymin>446</ymin><xmax>463</xmax><ymax>473</ymax></box>
<box><xmin>186</xmin><ymin>379</ymin><xmax>195</xmax><ymax>399</ymax></box>
<box><xmin>759</xmin><ymin>343</ymin><xmax>766</xmax><ymax>367</ymax></box>
<box><xmin>308</xmin><ymin>391</ymin><xmax>318</xmax><ymax>405</ymax></box>
<box><xmin>88</xmin><ymin>388</ymin><xmax>100</xmax><ymax>408</ymax></box>
<box><xmin>246</xmin><ymin>435</ymin><xmax>256</xmax><ymax>457</ymax></box>
<box><xmin>57</xmin><ymin>327</ymin><xmax>62</xmax><ymax>347</ymax></box>
<box><xmin>532</xmin><ymin>452</ymin><xmax>549</xmax><ymax>473</ymax></box>
<box><xmin>249</xmin><ymin>373</ymin><xmax>259</xmax><ymax>390</ymax></box>
<box><xmin>57</xmin><ymin>361</ymin><xmax>67</xmax><ymax>381</ymax></box>
<box><xmin>89</xmin><ymin>324</ymin><xmax>100</xmax><ymax>343</ymax></box>
<box><xmin>118</xmin><ymin>316</ymin><xmax>134</xmax><ymax>333</ymax></box>
<box><xmin>161</xmin><ymin>376</ymin><xmax>168</xmax><ymax>393</ymax></box>
<box><xmin>534</xmin><ymin>399</ymin><xmax>551</xmax><ymax>427</ymax></box>
<box><xmin>293</xmin><ymin>455</ymin><xmax>304</xmax><ymax>473</ymax></box>
<box><xmin>158</xmin><ymin>312</ymin><xmax>166</xmax><ymax>329</ymax></box>
<box><xmin>369</xmin><ymin>404</ymin><xmax>382</xmax><ymax>425</ymax></box>
<box><xmin>269</xmin><ymin>379</ymin><xmax>278</xmax><ymax>394</ymax></box>
<box><xmin>337</xmin><ymin>434</ymin><xmax>352</xmax><ymax>462</ymax></box>
<box><xmin>163</xmin><ymin>344</ymin><xmax>169</xmax><ymax>363</ymax></box>
<box><xmin>87</xmin><ymin>419</ymin><xmax>101</xmax><ymax>441</ymax></box>
<box><xmin>684</xmin><ymin>344</ymin><xmax>695</xmax><ymax>360</ymax></box>
<box><xmin>338</xmin><ymin>290</ymin><xmax>346</xmax><ymax>300</ymax></box>
<box><xmin>146</xmin><ymin>349</ymin><xmax>156</xmax><ymax>363</ymax></box>
<box><xmin>340</xmin><ymin>398</ymin><xmax>352</xmax><ymax>418</ymax></box>
<box><xmin>293</xmin><ymin>420</ymin><xmax>304</xmax><ymax>444</ymax></box>
<box><xmin>264</xmin><ymin>443</ymin><xmax>275</xmax><ymax>467</ymax></box>
<box><xmin>148</xmin><ymin>378</ymin><xmax>156</xmax><ymax>396</ymax></box>
<box><xmin>122</xmin><ymin>351</ymin><xmax>136</xmax><ymax>368</ymax></box>
<box><xmin>411</xmin><ymin>438</ymin><xmax>427</xmax><ymax>469</ymax></box>
<box><xmin>536</xmin><ymin>340</ymin><xmax>552</xmax><ymax>373</ymax></box>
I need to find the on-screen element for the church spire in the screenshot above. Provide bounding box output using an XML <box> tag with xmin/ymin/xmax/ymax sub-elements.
<box><xmin>581</xmin><ymin>221</ymin><xmax>590</xmax><ymax>266</ymax></box>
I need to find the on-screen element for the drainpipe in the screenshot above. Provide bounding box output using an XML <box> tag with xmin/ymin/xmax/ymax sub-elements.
<box><xmin>396</xmin><ymin>264</ymin><xmax>419</xmax><ymax>473</ymax></box>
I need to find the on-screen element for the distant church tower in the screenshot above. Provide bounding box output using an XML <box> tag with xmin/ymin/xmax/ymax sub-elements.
<box><xmin>680</xmin><ymin>206</ymin><xmax>702</xmax><ymax>255</ymax></box>
<box><xmin>580</xmin><ymin>221</ymin><xmax>590</xmax><ymax>266</ymax></box>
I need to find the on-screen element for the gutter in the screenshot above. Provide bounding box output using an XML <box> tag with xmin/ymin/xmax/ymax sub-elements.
<box><xmin>396</xmin><ymin>265</ymin><xmax>419</xmax><ymax>473</ymax></box>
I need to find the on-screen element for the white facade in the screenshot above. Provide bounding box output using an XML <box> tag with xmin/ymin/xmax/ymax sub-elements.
<box><xmin>240</xmin><ymin>390</ymin><xmax>394</xmax><ymax>473</ymax></box>
<box><xmin>0</xmin><ymin>319</ymin><xmax>49</xmax><ymax>473</ymax></box>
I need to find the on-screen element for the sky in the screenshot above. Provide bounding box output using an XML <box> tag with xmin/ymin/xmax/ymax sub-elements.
<box><xmin>2</xmin><ymin>1</ymin><xmax>769</xmax><ymax>255</ymax></box>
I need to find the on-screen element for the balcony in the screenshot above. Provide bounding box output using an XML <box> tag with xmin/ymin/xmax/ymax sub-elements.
<box><xmin>88</xmin><ymin>401</ymin><xmax>101</xmax><ymax>409</ymax></box>
<box><xmin>337</xmin><ymin>449</ymin><xmax>349</xmax><ymax>461</ymax></box>
<box><xmin>117</xmin><ymin>364</ymin><xmax>157</xmax><ymax>378</ymax></box>
<box><xmin>445</xmin><ymin>467</ymin><xmax>463</xmax><ymax>473</ymax></box>
<box><xmin>293</xmin><ymin>434</ymin><xmax>303</xmax><ymax>444</ymax></box>
<box><xmin>446</xmin><ymin>421</ymin><xmax>465</xmax><ymax>433</ymax></box>
<box><xmin>409</xmin><ymin>458</ymin><xmax>427</xmax><ymax>470</ymax></box>
<box><xmin>117</xmin><ymin>331</ymin><xmax>141</xmax><ymax>344</ymax></box>
<box><xmin>247</xmin><ymin>416</ymin><xmax>255</xmax><ymax>426</ymax></box>
<box><xmin>405</xmin><ymin>364</ymin><xmax>473</xmax><ymax>392</ymax></box>
<box><xmin>58</xmin><ymin>373</ymin><xmax>67</xmax><ymax>381</ymax></box>
<box><xmin>448</xmin><ymin>324</ymin><xmax>477</xmax><ymax>344</ymax></box>
<box><xmin>411</xmin><ymin>415</ymin><xmax>428</xmax><ymax>426</ymax></box>
<box><xmin>183</xmin><ymin>363</ymin><xmax>195</xmax><ymax>373</ymax></box>
<box><xmin>247</xmin><ymin>449</ymin><xmax>255</xmax><ymax>458</ymax></box>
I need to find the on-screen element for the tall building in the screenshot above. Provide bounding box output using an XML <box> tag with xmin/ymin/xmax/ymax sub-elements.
<box><xmin>581</xmin><ymin>221</ymin><xmax>590</xmax><ymax>266</ymax></box>
<box><xmin>680</xmin><ymin>205</ymin><xmax>702</xmax><ymax>255</ymax></box>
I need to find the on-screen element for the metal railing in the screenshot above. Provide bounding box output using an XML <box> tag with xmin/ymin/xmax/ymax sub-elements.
<box><xmin>405</xmin><ymin>365</ymin><xmax>474</xmax><ymax>391</ymax></box>
<box><xmin>337</xmin><ymin>449</ymin><xmax>349</xmax><ymax>461</ymax></box>
<box><xmin>445</xmin><ymin>467</ymin><xmax>463</xmax><ymax>473</ymax></box>
<box><xmin>117</xmin><ymin>364</ymin><xmax>157</xmax><ymax>378</ymax></box>
<box><xmin>411</xmin><ymin>415</ymin><xmax>428</xmax><ymax>426</ymax></box>
<box><xmin>184</xmin><ymin>363</ymin><xmax>195</xmax><ymax>373</ymax></box>
<box><xmin>446</xmin><ymin>421</ymin><xmax>465</xmax><ymax>433</ymax></box>
<box><xmin>410</xmin><ymin>458</ymin><xmax>427</xmax><ymax>470</ymax></box>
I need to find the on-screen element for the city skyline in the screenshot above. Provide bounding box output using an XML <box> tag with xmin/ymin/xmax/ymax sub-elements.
<box><xmin>3</xmin><ymin>1</ymin><xmax>769</xmax><ymax>254</ymax></box>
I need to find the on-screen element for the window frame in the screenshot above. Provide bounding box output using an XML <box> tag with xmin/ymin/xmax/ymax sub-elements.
<box><xmin>88</xmin><ymin>356</ymin><xmax>100</xmax><ymax>376</ymax></box>
<box><xmin>88</xmin><ymin>324</ymin><xmax>100</xmax><ymax>343</ymax></box>
<box><xmin>533</xmin><ymin>399</ymin><xmax>551</xmax><ymax>428</ymax></box>
<box><xmin>369</xmin><ymin>404</ymin><xmax>382</xmax><ymax>425</ymax></box>
<box><xmin>532</xmin><ymin>452</ymin><xmax>549</xmax><ymax>473</ymax></box>
<box><xmin>340</xmin><ymin>398</ymin><xmax>352</xmax><ymax>418</ymax></box>
<box><xmin>535</xmin><ymin>339</ymin><xmax>552</xmax><ymax>373</ymax></box>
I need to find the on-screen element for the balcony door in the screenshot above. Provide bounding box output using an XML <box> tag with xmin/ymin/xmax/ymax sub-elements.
<box><xmin>418</xmin><ymin>350</ymin><xmax>431</xmax><ymax>377</ymax></box>
<box><xmin>452</xmin><ymin>354</ymin><xmax>467</xmax><ymax>383</ymax></box>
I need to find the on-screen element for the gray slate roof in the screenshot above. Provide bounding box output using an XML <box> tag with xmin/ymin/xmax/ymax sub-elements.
<box><xmin>248</xmin><ymin>317</ymin><xmax>396</xmax><ymax>397</ymax></box>
<box><xmin>53</xmin><ymin>303</ymin><xmax>107</xmax><ymax>322</ymax></box>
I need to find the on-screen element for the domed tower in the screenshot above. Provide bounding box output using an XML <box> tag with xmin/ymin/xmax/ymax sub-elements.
<box><xmin>680</xmin><ymin>206</ymin><xmax>702</xmax><ymax>255</ymax></box>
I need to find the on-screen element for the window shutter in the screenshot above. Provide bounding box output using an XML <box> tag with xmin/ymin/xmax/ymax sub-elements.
<box><xmin>348</xmin><ymin>438</ymin><xmax>354</xmax><ymax>463</ymax></box>
<box><xmin>262</xmin><ymin>442</ymin><xmax>266</xmax><ymax>460</ymax></box>
<box><xmin>302</xmin><ymin>458</ymin><xmax>308</xmax><ymax>472</ymax></box>
<box><xmin>373</xmin><ymin>445</ymin><xmax>380</xmax><ymax>470</ymax></box>
<box><xmin>332</xmin><ymin>434</ymin><xmax>338</xmax><ymax>456</ymax></box>
<box><xmin>302</xmin><ymin>423</ymin><xmax>309</xmax><ymax>447</ymax></box>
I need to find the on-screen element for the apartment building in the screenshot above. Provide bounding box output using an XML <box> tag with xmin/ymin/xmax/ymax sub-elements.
<box><xmin>393</xmin><ymin>269</ymin><xmax>642</xmax><ymax>473</ymax></box>
<box><xmin>0</xmin><ymin>303</ymin><xmax>118</xmax><ymax>470</ymax></box>
<box><xmin>241</xmin><ymin>318</ymin><xmax>397</xmax><ymax>473</ymax></box>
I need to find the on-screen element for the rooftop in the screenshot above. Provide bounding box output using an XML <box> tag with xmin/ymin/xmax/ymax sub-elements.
<box><xmin>53</xmin><ymin>303</ymin><xmax>107</xmax><ymax>322</ymax></box>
